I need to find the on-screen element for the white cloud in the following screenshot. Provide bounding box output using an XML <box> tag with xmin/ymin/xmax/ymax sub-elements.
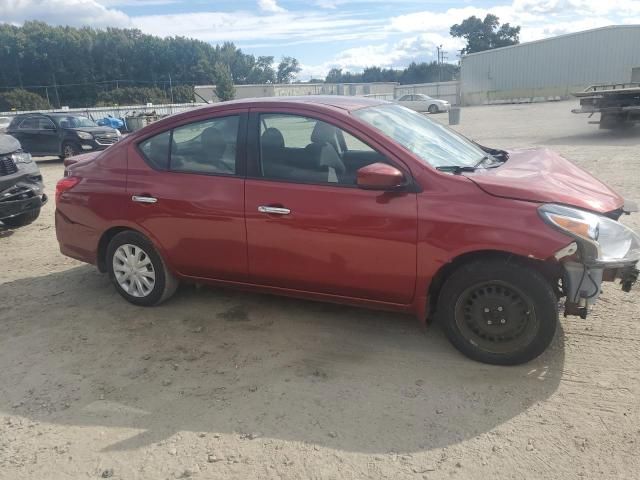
<box><xmin>258</xmin><ymin>0</ymin><xmax>285</xmax><ymax>13</ymax></box>
<box><xmin>133</xmin><ymin>11</ymin><xmax>383</xmax><ymax>44</ymax></box>
<box><xmin>0</xmin><ymin>0</ymin><xmax>131</xmax><ymax>28</ymax></box>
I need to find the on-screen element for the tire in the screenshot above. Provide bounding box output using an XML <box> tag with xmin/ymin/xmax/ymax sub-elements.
<box><xmin>106</xmin><ymin>230</ymin><xmax>178</xmax><ymax>306</ymax></box>
<box><xmin>62</xmin><ymin>142</ymin><xmax>79</xmax><ymax>158</ymax></box>
<box><xmin>428</xmin><ymin>104</ymin><xmax>439</xmax><ymax>114</ymax></box>
<box><xmin>2</xmin><ymin>208</ymin><xmax>40</xmax><ymax>228</ymax></box>
<box><xmin>437</xmin><ymin>259</ymin><xmax>558</xmax><ymax>365</ymax></box>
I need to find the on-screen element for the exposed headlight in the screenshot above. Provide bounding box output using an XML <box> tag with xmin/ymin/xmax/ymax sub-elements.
<box><xmin>539</xmin><ymin>204</ymin><xmax>640</xmax><ymax>265</ymax></box>
<box><xmin>77</xmin><ymin>131</ymin><xmax>93</xmax><ymax>140</ymax></box>
<box><xmin>10</xmin><ymin>151</ymin><xmax>32</xmax><ymax>164</ymax></box>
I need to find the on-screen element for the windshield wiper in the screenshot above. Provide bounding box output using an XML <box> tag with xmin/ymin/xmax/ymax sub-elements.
<box><xmin>435</xmin><ymin>165</ymin><xmax>478</xmax><ymax>174</ymax></box>
<box><xmin>474</xmin><ymin>155</ymin><xmax>491</xmax><ymax>167</ymax></box>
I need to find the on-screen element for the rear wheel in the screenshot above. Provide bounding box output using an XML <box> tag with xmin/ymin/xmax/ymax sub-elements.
<box><xmin>106</xmin><ymin>231</ymin><xmax>178</xmax><ymax>306</ymax></box>
<box><xmin>428</xmin><ymin>104</ymin><xmax>438</xmax><ymax>114</ymax></box>
<box><xmin>438</xmin><ymin>259</ymin><xmax>558</xmax><ymax>365</ymax></box>
<box><xmin>2</xmin><ymin>208</ymin><xmax>40</xmax><ymax>228</ymax></box>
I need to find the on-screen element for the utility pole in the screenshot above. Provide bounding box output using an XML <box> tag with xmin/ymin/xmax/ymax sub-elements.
<box><xmin>436</xmin><ymin>45</ymin><xmax>448</xmax><ymax>84</ymax></box>
<box><xmin>169</xmin><ymin>74</ymin><xmax>174</xmax><ymax>104</ymax></box>
<box><xmin>52</xmin><ymin>72</ymin><xmax>61</xmax><ymax>108</ymax></box>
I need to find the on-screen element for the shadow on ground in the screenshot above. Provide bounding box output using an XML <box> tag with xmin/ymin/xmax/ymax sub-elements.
<box><xmin>543</xmin><ymin>125</ymin><xmax>640</xmax><ymax>147</ymax></box>
<box><xmin>0</xmin><ymin>266</ymin><xmax>565</xmax><ymax>454</ymax></box>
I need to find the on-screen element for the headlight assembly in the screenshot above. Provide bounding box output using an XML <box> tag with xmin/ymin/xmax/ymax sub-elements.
<box><xmin>77</xmin><ymin>131</ymin><xmax>93</xmax><ymax>140</ymax></box>
<box><xmin>10</xmin><ymin>151</ymin><xmax>32</xmax><ymax>164</ymax></box>
<box><xmin>539</xmin><ymin>204</ymin><xmax>640</xmax><ymax>266</ymax></box>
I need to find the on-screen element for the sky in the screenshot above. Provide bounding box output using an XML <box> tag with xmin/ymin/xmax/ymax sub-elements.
<box><xmin>1</xmin><ymin>0</ymin><xmax>640</xmax><ymax>79</ymax></box>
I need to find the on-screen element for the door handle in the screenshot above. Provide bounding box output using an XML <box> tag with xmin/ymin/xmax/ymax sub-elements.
<box><xmin>258</xmin><ymin>205</ymin><xmax>290</xmax><ymax>215</ymax></box>
<box><xmin>132</xmin><ymin>195</ymin><xmax>158</xmax><ymax>204</ymax></box>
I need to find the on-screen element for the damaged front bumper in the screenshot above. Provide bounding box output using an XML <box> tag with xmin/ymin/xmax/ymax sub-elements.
<box><xmin>548</xmin><ymin>200</ymin><xmax>640</xmax><ymax>319</ymax></box>
<box><xmin>0</xmin><ymin>159</ymin><xmax>46</xmax><ymax>222</ymax></box>
<box><xmin>561</xmin><ymin>256</ymin><xmax>638</xmax><ymax>318</ymax></box>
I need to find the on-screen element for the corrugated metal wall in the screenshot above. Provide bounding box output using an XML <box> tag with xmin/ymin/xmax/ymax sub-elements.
<box><xmin>461</xmin><ymin>25</ymin><xmax>640</xmax><ymax>105</ymax></box>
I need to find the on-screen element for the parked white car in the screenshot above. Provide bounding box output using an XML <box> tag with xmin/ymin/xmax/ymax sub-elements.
<box><xmin>396</xmin><ymin>94</ymin><xmax>450</xmax><ymax>114</ymax></box>
<box><xmin>0</xmin><ymin>116</ymin><xmax>11</xmax><ymax>133</ymax></box>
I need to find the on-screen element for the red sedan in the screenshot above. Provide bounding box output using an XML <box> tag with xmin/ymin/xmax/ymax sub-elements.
<box><xmin>55</xmin><ymin>97</ymin><xmax>640</xmax><ymax>365</ymax></box>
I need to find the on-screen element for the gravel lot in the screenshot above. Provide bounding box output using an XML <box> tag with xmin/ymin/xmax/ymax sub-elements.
<box><xmin>1</xmin><ymin>101</ymin><xmax>639</xmax><ymax>480</ymax></box>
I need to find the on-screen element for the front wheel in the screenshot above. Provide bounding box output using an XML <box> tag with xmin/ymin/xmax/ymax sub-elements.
<box><xmin>61</xmin><ymin>142</ymin><xmax>79</xmax><ymax>159</ymax></box>
<box><xmin>428</xmin><ymin>104</ymin><xmax>439</xmax><ymax>114</ymax></box>
<box><xmin>438</xmin><ymin>259</ymin><xmax>558</xmax><ymax>365</ymax></box>
<box><xmin>106</xmin><ymin>231</ymin><xmax>178</xmax><ymax>306</ymax></box>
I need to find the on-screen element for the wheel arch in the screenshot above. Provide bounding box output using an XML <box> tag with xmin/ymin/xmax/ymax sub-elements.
<box><xmin>96</xmin><ymin>226</ymin><xmax>132</xmax><ymax>272</ymax></box>
<box><xmin>426</xmin><ymin>249</ymin><xmax>563</xmax><ymax>320</ymax></box>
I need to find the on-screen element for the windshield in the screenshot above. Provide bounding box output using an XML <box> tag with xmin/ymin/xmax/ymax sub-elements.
<box><xmin>55</xmin><ymin>116</ymin><xmax>97</xmax><ymax>128</ymax></box>
<box><xmin>353</xmin><ymin>104</ymin><xmax>487</xmax><ymax>168</ymax></box>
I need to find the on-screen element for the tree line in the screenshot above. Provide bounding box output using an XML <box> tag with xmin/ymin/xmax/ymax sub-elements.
<box><xmin>0</xmin><ymin>21</ymin><xmax>301</xmax><ymax>108</ymax></box>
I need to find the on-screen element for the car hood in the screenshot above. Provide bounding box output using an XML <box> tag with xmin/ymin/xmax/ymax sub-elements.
<box><xmin>466</xmin><ymin>148</ymin><xmax>624</xmax><ymax>214</ymax></box>
<box><xmin>67</xmin><ymin>126</ymin><xmax>118</xmax><ymax>135</ymax></box>
<box><xmin>0</xmin><ymin>134</ymin><xmax>20</xmax><ymax>155</ymax></box>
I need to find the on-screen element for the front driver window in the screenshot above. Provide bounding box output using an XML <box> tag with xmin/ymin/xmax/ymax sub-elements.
<box><xmin>259</xmin><ymin>113</ymin><xmax>386</xmax><ymax>186</ymax></box>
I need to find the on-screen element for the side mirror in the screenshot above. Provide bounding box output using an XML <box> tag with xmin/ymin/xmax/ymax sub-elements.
<box><xmin>356</xmin><ymin>162</ymin><xmax>406</xmax><ymax>190</ymax></box>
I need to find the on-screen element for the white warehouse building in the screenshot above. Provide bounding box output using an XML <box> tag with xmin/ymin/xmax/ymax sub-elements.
<box><xmin>460</xmin><ymin>25</ymin><xmax>640</xmax><ymax>106</ymax></box>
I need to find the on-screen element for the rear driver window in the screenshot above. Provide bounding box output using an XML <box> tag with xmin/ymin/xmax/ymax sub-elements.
<box><xmin>138</xmin><ymin>115</ymin><xmax>239</xmax><ymax>174</ymax></box>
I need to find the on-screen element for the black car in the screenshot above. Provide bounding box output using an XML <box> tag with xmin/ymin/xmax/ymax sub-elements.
<box><xmin>6</xmin><ymin>113</ymin><xmax>120</xmax><ymax>159</ymax></box>
<box><xmin>0</xmin><ymin>134</ymin><xmax>46</xmax><ymax>228</ymax></box>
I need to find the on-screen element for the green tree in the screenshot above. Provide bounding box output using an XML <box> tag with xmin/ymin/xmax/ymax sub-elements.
<box><xmin>0</xmin><ymin>21</ymin><xmax>297</xmax><ymax>107</ymax></box>
<box><xmin>276</xmin><ymin>56</ymin><xmax>301</xmax><ymax>84</ymax></box>
<box><xmin>450</xmin><ymin>14</ymin><xmax>520</xmax><ymax>54</ymax></box>
<box><xmin>0</xmin><ymin>88</ymin><xmax>49</xmax><ymax>111</ymax></box>
<box><xmin>215</xmin><ymin>63</ymin><xmax>235</xmax><ymax>101</ymax></box>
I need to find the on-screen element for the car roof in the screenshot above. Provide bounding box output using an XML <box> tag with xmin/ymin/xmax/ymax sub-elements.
<box><xmin>219</xmin><ymin>95</ymin><xmax>388</xmax><ymax>111</ymax></box>
<box><xmin>141</xmin><ymin>95</ymin><xmax>390</xmax><ymax>135</ymax></box>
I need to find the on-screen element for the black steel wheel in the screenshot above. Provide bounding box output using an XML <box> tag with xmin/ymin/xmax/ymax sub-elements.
<box><xmin>455</xmin><ymin>281</ymin><xmax>538</xmax><ymax>355</ymax></box>
<box><xmin>438</xmin><ymin>258</ymin><xmax>558</xmax><ymax>365</ymax></box>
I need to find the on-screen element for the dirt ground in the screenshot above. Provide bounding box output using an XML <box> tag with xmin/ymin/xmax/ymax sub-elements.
<box><xmin>1</xmin><ymin>101</ymin><xmax>639</xmax><ymax>480</ymax></box>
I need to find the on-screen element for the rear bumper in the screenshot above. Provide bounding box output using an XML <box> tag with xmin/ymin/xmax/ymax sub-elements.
<box><xmin>55</xmin><ymin>209</ymin><xmax>99</xmax><ymax>265</ymax></box>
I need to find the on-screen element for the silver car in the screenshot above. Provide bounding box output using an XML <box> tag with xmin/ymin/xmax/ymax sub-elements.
<box><xmin>0</xmin><ymin>116</ymin><xmax>11</xmax><ymax>133</ymax></box>
<box><xmin>396</xmin><ymin>94</ymin><xmax>450</xmax><ymax>114</ymax></box>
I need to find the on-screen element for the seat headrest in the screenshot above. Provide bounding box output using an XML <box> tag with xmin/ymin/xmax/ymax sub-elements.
<box><xmin>261</xmin><ymin>127</ymin><xmax>285</xmax><ymax>149</ymax></box>
<box><xmin>201</xmin><ymin>126</ymin><xmax>226</xmax><ymax>159</ymax></box>
<box><xmin>311</xmin><ymin>121</ymin><xmax>337</xmax><ymax>144</ymax></box>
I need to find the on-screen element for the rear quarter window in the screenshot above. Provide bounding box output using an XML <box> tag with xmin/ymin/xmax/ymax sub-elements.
<box><xmin>138</xmin><ymin>131</ymin><xmax>171</xmax><ymax>170</ymax></box>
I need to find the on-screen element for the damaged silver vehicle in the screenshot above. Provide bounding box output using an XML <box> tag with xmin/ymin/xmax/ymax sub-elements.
<box><xmin>0</xmin><ymin>134</ymin><xmax>46</xmax><ymax>228</ymax></box>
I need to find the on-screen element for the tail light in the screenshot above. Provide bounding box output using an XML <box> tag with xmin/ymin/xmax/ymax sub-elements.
<box><xmin>55</xmin><ymin>176</ymin><xmax>80</xmax><ymax>205</ymax></box>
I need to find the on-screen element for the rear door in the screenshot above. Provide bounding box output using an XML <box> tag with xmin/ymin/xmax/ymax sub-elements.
<box><xmin>244</xmin><ymin>110</ymin><xmax>418</xmax><ymax>304</ymax></box>
<box><xmin>126</xmin><ymin>110</ymin><xmax>248</xmax><ymax>281</ymax></box>
<box><xmin>11</xmin><ymin>116</ymin><xmax>38</xmax><ymax>153</ymax></box>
